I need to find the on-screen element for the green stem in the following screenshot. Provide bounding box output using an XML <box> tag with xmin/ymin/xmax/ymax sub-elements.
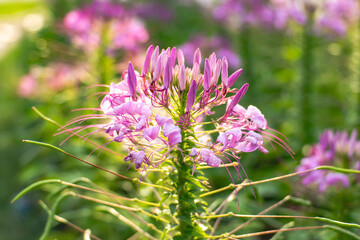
<box><xmin>347</xmin><ymin>20</ymin><xmax>360</xmax><ymax>129</ymax></box>
<box><xmin>95</xmin><ymin>21</ymin><xmax>115</xmax><ymax>85</ymax></box>
<box><xmin>175</xmin><ymin>147</ymin><xmax>195</xmax><ymax>239</ymax></box>
<box><xmin>22</xmin><ymin>140</ymin><xmax>173</xmax><ymax>191</ymax></box>
<box><xmin>239</xmin><ymin>25</ymin><xmax>255</xmax><ymax>93</ymax></box>
<box><xmin>299</xmin><ymin>10</ymin><xmax>315</xmax><ymax>143</ymax></box>
<box><xmin>172</xmin><ymin>92</ymin><xmax>207</xmax><ymax>239</ymax></box>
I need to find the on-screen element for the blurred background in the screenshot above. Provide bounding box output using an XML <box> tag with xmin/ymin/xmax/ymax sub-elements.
<box><xmin>1</xmin><ymin>0</ymin><xmax>359</xmax><ymax>239</ymax></box>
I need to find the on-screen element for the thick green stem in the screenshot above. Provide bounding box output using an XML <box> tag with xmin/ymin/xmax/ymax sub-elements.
<box><xmin>175</xmin><ymin>148</ymin><xmax>195</xmax><ymax>239</ymax></box>
<box><xmin>299</xmin><ymin>11</ymin><xmax>315</xmax><ymax>144</ymax></box>
<box><xmin>347</xmin><ymin>20</ymin><xmax>360</xmax><ymax>129</ymax></box>
<box><xmin>172</xmin><ymin>93</ymin><xmax>207</xmax><ymax>239</ymax></box>
<box><xmin>95</xmin><ymin>21</ymin><xmax>115</xmax><ymax>85</ymax></box>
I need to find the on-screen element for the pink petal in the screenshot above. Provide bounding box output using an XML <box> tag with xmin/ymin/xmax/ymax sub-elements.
<box><xmin>127</xmin><ymin>62</ymin><xmax>137</xmax><ymax>98</ymax></box>
<box><xmin>186</xmin><ymin>80</ymin><xmax>197</xmax><ymax>112</ymax></box>
<box><xmin>203</xmin><ymin>59</ymin><xmax>211</xmax><ymax>91</ymax></box>
<box><xmin>164</xmin><ymin>57</ymin><xmax>172</xmax><ymax>89</ymax></box>
<box><xmin>225</xmin><ymin>83</ymin><xmax>249</xmax><ymax>116</ymax></box>
<box><xmin>171</xmin><ymin>47</ymin><xmax>177</xmax><ymax>68</ymax></box>
<box><xmin>227</xmin><ymin>68</ymin><xmax>243</xmax><ymax>88</ymax></box>
<box><xmin>134</xmin><ymin>151</ymin><xmax>145</xmax><ymax>169</ymax></box>
<box><xmin>143</xmin><ymin>126</ymin><xmax>160</xmax><ymax>141</ymax></box>
<box><xmin>193</xmin><ymin>48</ymin><xmax>201</xmax><ymax>66</ymax></box>
<box><xmin>189</xmin><ymin>147</ymin><xmax>198</xmax><ymax>157</ymax></box>
<box><xmin>178</xmin><ymin>64</ymin><xmax>186</xmax><ymax>91</ymax></box>
<box><xmin>163</xmin><ymin>123</ymin><xmax>181</xmax><ymax>137</ymax></box>
<box><xmin>210</xmin><ymin>59</ymin><xmax>221</xmax><ymax>86</ymax></box>
<box><xmin>135</xmin><ymin>115</ymin><xmax>147</xmax><ymax>130</ymax></box>
<box><xmin>150</xmin><ymin>46</ymin><xmax>159</xmax><ymax>73</ymax></box>
<box><xmin>236</xmin><ymin>131</ymin><xmax>263</xmax><ymax>152</ymax></box>
<box><xmin>142</xmin><ymin>45</ymin><xmax>154</xmax><ymax>76</ymax></box>
<box><xmin>168</xmin><ymin>131</ymin><xmax>182</xmax><ymax>146</ymax></box>
<box><xmin>177</xmin><ymin>49</ymin><xmax>185</xmax><ymax>66</ymax></box>
<box><xmin>155</xmin><ymin>114</ymin><xmax>173</xmax><ymax>126</ymax></box>
<box><xmin>208</xmin><ymin>154</ymin><xmax>222</xmax><ymax>167</ymax></box>
<box><xmin>200</xmin><ymin>148</ymin><xmax>212</xmax><ymax>162</ymax></box>
<box><xmin>216</xmin><ymin>132</ymin><xmax>228</xmax><ymax>147</ymax></box>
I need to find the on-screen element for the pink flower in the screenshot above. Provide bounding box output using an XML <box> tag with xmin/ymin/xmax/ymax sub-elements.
<box><xmin>63</xmin><ymin>1</ymin><xmax>148</xmax><ymax>52</ymax></box>
<box><xmin>124</xmin><ymin>151</ymin><xmax>146</xmax><ymax>169</ymax></box>
<box><xmin>236</xmin><ymin>131</ymin><xmax>265</xmax><ymax>153</ymax></box>
<box><xmin>143</xmin><ymin>126</ymin><xmax>160</xmax><ymax>141</ymax></box>
<box><xmin>212</xmin><ymin>0</ymin><xmax>360</xmax><ymax>36</ymax></box>
<box><xmin>70</xmin><ymin>45</ymin><xmax>290</xmax><ymax>172</ymax></box>
<box><xmin>199</xmin><ymin>149</ymin><xmax>222</xmax><ymax>167</ymax></box>
<box><xmin>297</xmin><ymin>129</ymin><xmax>360</xmax><ymax>191</ymax></box>
<box><xmin>17</xmin><ymin>75</ymin><xmax>38</xmax><ymax>98</ymax></box>
<box><xmin>163</xmin><ymin>124</ymin><xmax>182</xmax><ymax>146</ymax></box>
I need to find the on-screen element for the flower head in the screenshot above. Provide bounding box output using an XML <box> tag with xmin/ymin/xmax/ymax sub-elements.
<box><xmin>297</xmin><ymin>129</ymin><xmax>360</xmax><ymax>192</ymax></box>
<box><xmin>70</xmin><ymin>45</ymin><xmax>291</xmax><ymax>172</ymax></box>
<box><xmin>63</xmin><ymin>0</ymin><xmax>148</xmax><ymax>52</ymax></box>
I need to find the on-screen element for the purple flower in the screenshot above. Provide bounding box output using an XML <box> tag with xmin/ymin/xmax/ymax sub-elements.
<box><xmin>143</xmin><ymin>126</ymin><xmax>160</xmax><ymax>141</ymax></box>
<box><xmin>63</xmin><ymin>1</ymin><xmax>148</xmax><ymax>52</ymax></box>
<box><xmin>163</xmin><ymin>123</ymin><xmax>182</xmax><ymax>146</ymax></box>
<box><xmin>236</xmin><ymin>131</ymin><xmax>265</xmax><ymax>153</ymax></box>
<box><xmin>124</xmin><ymin>151</ymin><xmax>146</xmax><ymax>169</ymax></box>
<box><xmin>186</xmin><ymin>80</ymin><xmax>197</xmax><ymax>113</ymax></box>
<box><xmin>17</xmin><ymin>63</ymin><xmax>86</xmax><ymax>99</ymax></box>
<box><xmin>17</xmin><ymin>74</ymin><xmax>38</xmax><ymax>98</ymax></box>
<box><xmin>189</xmin><ymin>148</ymin><xmax>198</xmax><ymax>157</ymax></box>
<box><xmin>71</xmin><ymin>45</ymin><xmax>290</xmax><ymax>172</ymax></box>
<box><xmin>297</xmin><ymin>129</ymin><xmax>360</xmax><ymax>191</ymax></box>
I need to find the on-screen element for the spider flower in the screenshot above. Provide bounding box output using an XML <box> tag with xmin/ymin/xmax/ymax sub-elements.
<box><xmin>297</xmin><ymin>130</ymin><xmax>360</xmax><ymax>192</ymax></box>
<box><xmin>63</xmin><ymin>0</ymin><xmax>148</xmax><ymax>53</ymax></box>
<box><xmin>69</xmin><ymin>46</ymin><xmax>292</xmax><ymax>171</ymax></box>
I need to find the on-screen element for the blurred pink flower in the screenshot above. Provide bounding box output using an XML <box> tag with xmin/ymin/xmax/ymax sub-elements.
<box><xmin>17</xmin><ymin>75</ymin><xmax>38</xmax><ymax>98</ymax></box>
<box><xmin>63</xmin><ymin>0</ymin><xmax>148</xmax><ymax>53</ymax></box>
<box><xmin>17</xmin><ymin>63</ymin><xmax>88</xmax><ymax>99</ymax></box>
<box><xmin>297</xmin><ymin>130</ymin><xmax>360</xmax><ymax>192</ymax></box>
<box><xmin>213</xmin><ymin>0</ymin><xmax>360</xmax><ymax>36</ymax></box>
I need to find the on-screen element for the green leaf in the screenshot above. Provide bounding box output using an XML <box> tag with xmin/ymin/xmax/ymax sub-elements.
<box><xmin>169</xmin><ymin>203</ymin><xmax>177</xmax><ymax>215</ymax></box>
<box><xmin>324</xmin><ymin>225</ymin><xmax>360</xmax><ymax>240</ymax></box>
<box><xmin>185</xmin><ymin>175</ymin><xmax>205</xmax><ymax>189</ymax></box>
<box><xmin>191</xmin><ymin>224</ymin><xmax>208</xmax><ymax>237</ymax></box>
<box><xmin>12</xmin><ymin>179</ymin><xmax>60</xmax><ymax>203</ymax></box>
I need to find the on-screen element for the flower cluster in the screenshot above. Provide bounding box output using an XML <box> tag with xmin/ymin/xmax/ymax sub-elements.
<box><xmin>63</xmin><ymin>0</ymin><xmax>148</xmax><ymax>53</ymax></box>
<box><xmin>179</xmin><ymin>35</ymin><xmax>240</xmax><ymax>69</ymax></box>
<box><xmin>212</xmin><ymin>0</ymin><xmax>360</xmax><ymax>36</ymax></box>
<box><xmin>297</xmin><ymin>130</ymin><xmax>360</xmax><ymax>192</ymax></box>
<box><xmin>17</xmin><ymin>63</ymin><xmax>88</xmax><ymax>99</ymax></box>
<box><xmin>72</xmin><ymin>46</ymin><xmax>291</xmax><ymax>171</ymax></box>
